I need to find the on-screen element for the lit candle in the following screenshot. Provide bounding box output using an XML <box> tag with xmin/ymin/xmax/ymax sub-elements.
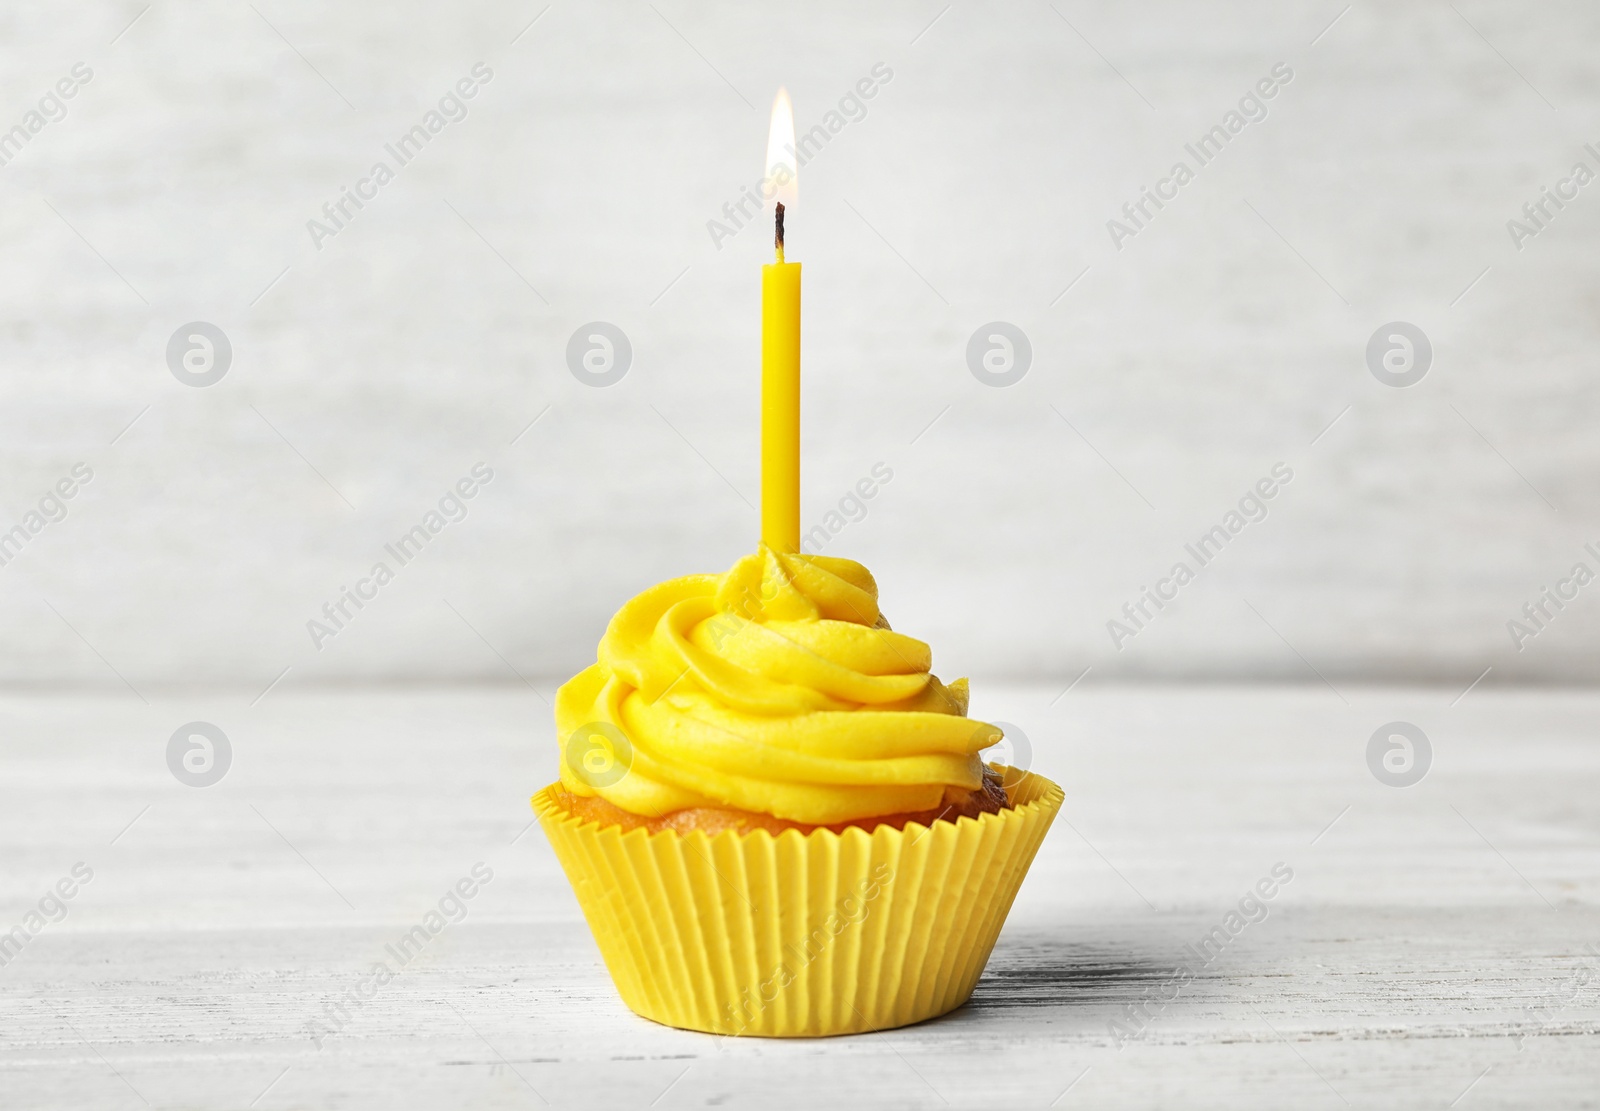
<box><xmin>761</xmin><ymin>89</ymin><xmax>801</xmax><ymax>552</ymax></box>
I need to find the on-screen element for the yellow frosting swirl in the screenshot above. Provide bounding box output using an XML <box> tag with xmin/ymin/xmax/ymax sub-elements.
<box><xmin>554</xmin><ymin>547</ymin><xmax>1001</xmax><ymax>825</ymax></box>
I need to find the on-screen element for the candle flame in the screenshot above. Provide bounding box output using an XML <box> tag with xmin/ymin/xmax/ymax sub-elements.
<box><xmin>764</xmin><ymin>88</ymin><xmax>797</xmax><ymax>209</ymax></box>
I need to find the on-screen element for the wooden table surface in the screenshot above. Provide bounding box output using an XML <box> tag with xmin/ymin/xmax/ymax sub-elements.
<box><xmin>2</xmin><ymin>683</ymin><xmax>1597</xmax><ymax>1109</ymax></box>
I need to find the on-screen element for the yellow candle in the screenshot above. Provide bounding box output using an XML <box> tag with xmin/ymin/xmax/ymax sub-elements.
<box><xmin>761</xmin><ymin>246</ymin><xmax>801</xmax><ymax>552</ymax></box>
<box><xmin>761</xmin><ymin>89</ymin><xmax>801</xmax><ymax>553</ymax></box>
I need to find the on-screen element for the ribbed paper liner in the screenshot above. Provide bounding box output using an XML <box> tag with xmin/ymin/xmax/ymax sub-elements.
<box><xmin>533</xmin><ymin>767</ymin><xmax>1062</xmax><ymax>1037</ymax></box>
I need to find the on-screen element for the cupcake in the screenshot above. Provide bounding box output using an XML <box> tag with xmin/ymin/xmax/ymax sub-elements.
<box><xmin>533</xmin><ymin>546</ymin><xmax>1061</xmax><ymax>1036</ymax></box>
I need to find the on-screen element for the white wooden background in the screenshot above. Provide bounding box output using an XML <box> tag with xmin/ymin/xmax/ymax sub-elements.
<box><xmin>3</xmin><ymin>683</ymin><xmax>1597</xmax><ymax>1108</ymax></box>
<box><xmin>2</xmin><ymin>0</ymin><xmax>1599</xmax><ymax>689</ymax></box>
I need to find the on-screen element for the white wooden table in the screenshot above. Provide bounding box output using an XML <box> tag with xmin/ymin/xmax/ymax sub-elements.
<box><xmin>2</xmin><ymin>683</ymin><xmax>1596</xmax><ymax>1109</ymax></box>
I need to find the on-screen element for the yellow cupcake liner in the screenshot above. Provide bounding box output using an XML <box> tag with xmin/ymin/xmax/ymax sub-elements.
<box><xmin>532</xmin><ymin>766</ymin><xmax>1062</xmax><ymax>1037</ymax></box>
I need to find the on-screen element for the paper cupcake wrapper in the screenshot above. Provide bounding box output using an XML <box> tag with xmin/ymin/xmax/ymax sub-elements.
<box><xmin>532</xmin><ymin>766</ymin><xmax>1062</xmax><ymax>1037</ymax></box>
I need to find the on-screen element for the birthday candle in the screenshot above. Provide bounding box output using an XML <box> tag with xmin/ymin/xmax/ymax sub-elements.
<box><xmin>761</xmin><ymin>88</ymin><xmax>801</xmax><ymax>553</ymax></box>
